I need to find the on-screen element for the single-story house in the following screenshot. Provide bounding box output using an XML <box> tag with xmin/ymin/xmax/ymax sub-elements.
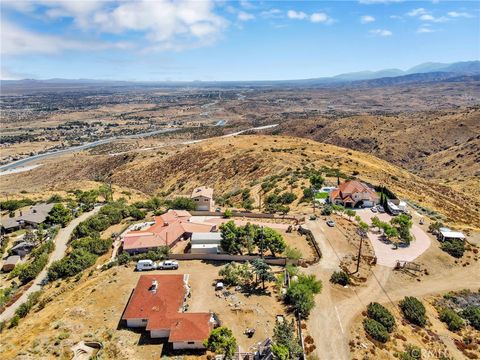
<box><xmin>10</xmin><ymin>241</ymin><xmax>36</xmax><ymax>257</ymax></box>
<box><xmin>190</xmin><ymin>232</ymin><xmax>222</xmax><ymax>254</ymax></box>
<box><xmin>329</xmin><ymin>181</ymin><xmax>379</xmax><ymax>208</ymax></box>
<box><xmin>191</xmin><ymin>187</ymin><xmax>215</xmax><ymax>211</ymax></box>
<box><xmin>387</xmin><ymin>200</ymin><xmax>407</xmax><ymax>215</ymax></box>
<box><xmin>1</xmin><ymin>203</ymin><xmax>54</xmax><ymax>233</ymax></box>
<box><xmin>122</xmin><ymin>274</ymin><xmax>217</xmax><ymax>350</ymax></box>
<box><xmin>2</xmin><ymin>255</ymin><xmax>21</xmax><ymax>272</ymax></box>
<box><xmin>438</xmin><ymin>228</ymin><xmax>466</xmax><ymax>242</ymax></box>
<box><xmin>122</xmin><ymin>210</ymin><xmax>215</xmax><ymax>254</ymax></box>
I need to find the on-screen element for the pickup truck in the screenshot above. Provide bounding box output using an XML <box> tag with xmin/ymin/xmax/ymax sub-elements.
<box><xmin>157</xmin><ymin>260</ymin><xmax>179</xmax><ymax>270</ymax></box>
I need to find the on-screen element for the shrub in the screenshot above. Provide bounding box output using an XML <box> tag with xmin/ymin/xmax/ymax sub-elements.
<box><xmin>398</xmin><ymin>344</ymin><xmax>422</xmax><ymax>360</ymax></box>
<box><xmin>167</xmin><ymin>197</ymin><xmax>196</xmax><ymax>211</ymax></box>
<box><xmin>367</xmin><ymin>302</ymin><xmax>396</xmax><ymax>332</ymax></box>
<box><xmin>47</xmin><ymin>203</ymin><xmax>72</xmax><ymax>227</ymax></box>
<box><xmin>223</xmin><ymin>209</ymin><xmax>233</xmax><ymax>218</ymax></box>
<box><xmin>204</xmin><ymin>327</ymin><xmax>237</xmax><ymax>359</ymax></box>
<box><xmin>460</xmin><ymin>305</ymin><xmax>480</xmax><ymax>330</ymax></box>
<box><xmin>441</xmin><ymin>239</ymin><xmax>465</xmax><ymax>258</ymax></box>
<box><xmin>439</xmin><ymin>308</ymin><xmax>464</xmax><ymax>331</ymax></box>
<box><xmin>19</xmin><ymin>252</ymin><xmax>49</xmax><ymax>284</ymax></box>
<box><xmin>9</xmin><ymin>315</ymin><xmax>20</xmax><ymax>328</ymax></box>
<box><xmin>284</xmin><ymin>246</ymin><xmax>302</xmax><ymax>260</ymax></box>
<box><xmin>330</xmin><ymin>271</ymin><xmax>350</xmax><ymax>286</ymax></box>
<box><xmin>71</xmin><ymin>236</ymin><xmax>112</xmax><ymax>255</ymax></box>
<box><xmin>14</xmin><ymin>291</ymin><xmax>42</xmax><ymax>318</ymax></box>
<box><xmin>48</xmin><ymin>249</ymin><xmax>97</xmax><ymax>280</ymax></box>
<box><xmin>321</xmin><ymin>205</ymin><xmax>332</xmax><ymax>216</ymax></box>
<box><xmin>117</xmin><ymin>251</ymin><xmax>131</xmax><ymax>265</ymax></box>
<box><xmin>399</xmin><ymin>297</ymin><xmax>426</xmax><ymax>327</ymax></box>
<box><xmin>363</xmin><ymin>318</ymin><xmax>390</xmax><ymax>343</ymax></box>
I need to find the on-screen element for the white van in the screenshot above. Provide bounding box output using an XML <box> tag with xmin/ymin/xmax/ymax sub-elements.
<box><xmin>136</xmin><ymin>259</ymin><xmax>156</xmax><ymax>271</ymax></box>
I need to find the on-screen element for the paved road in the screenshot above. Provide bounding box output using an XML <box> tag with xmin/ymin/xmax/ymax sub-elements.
<box><xmin>0</xmin><ymin>206</ymin><xmax>101</xmax><ymax>322</ymax></box>
<box><xmin>303</xmin><ymin>219</ymin><xmax>480</xmax><ymax>360</ymax></box>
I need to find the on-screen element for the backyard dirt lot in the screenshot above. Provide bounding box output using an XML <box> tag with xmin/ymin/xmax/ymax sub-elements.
<box><xmin>0</xmin><ymin>260</ymin><xmax>287</xmax><ymax>359</ymax></box>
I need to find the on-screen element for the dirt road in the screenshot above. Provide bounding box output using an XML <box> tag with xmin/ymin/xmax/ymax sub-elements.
<box><xmin>0</xmin><ymin>206</ymin><xmax>101</xmax><ymax>322</ymax></box>
<box><xmin>303</xmin><ymin>220</ymin><xmax>480</xmax><ymax>360</ymax></box>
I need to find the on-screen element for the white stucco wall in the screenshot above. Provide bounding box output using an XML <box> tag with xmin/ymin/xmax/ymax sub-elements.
<box><xmin>150</xmin><ymin>329</ymin><xmax>170</xmax><ymax>338</ymax></box>
<box><xmin>126</xmin><ymin>318</ymin><xmax>148</xmax><ymax>327</ymax></box>
<box><xmin>173</xmin><ymin>341</ymin><xmax>206</xmax><ymax>350</ymax></box>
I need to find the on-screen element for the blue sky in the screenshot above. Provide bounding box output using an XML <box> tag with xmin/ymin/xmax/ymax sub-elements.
<box><xmin>1</xmin><ymin>0</ymin><xmax>479</xmax><ymax>81</ymax></box>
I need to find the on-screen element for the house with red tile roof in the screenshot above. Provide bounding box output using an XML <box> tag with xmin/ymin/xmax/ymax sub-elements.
<box><xmin>329</xmin><ymin>180</ymin><xmax>379</xmax><ymax>208</ymax></box>
<box><xmin>191</xmin><ymin>186</ymin><xmax>215</xmax><ymax>211</ymax></box>
<box><xmin>122</xmin><ymin>274</ymin><xmax>217</xmax><ymax>350</ymax></box>
<box><xmin>122</xmin><ymin>210</ymin><xmax>215</xmax><ymax>254</ymax></box>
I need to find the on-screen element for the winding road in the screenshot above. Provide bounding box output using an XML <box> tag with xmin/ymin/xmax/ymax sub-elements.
<box><xmin>0</xmin><ymin>206</ymin><xmax>101</xmax><ymax>322</ymax></box>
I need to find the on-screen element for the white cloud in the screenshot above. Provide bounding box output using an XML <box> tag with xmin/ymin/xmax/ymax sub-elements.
<box><xmin>287</xmin><ymin>10</ymin><xmax>332</xmax><ymax>24</ymax></box>
<box><xmin>310</xmin><ymin>12</ymin><xmax>331</xmax><ymax>23</ymax></box>
<box><xmin>419</xmin><ymin>14</ymin><xmax>448</xmax><ymax>22</ymax></box>
<box><xmin>407</xmin><ymin>8</ymin><xmax>428</xmax><ymax>17</ymax></box>
<box><xmin>2</xmin><ymin>0</ymin><xmax>228</xmax><ymax>54</ymax></box>
<box><xmin>417</xmin><ymin>27</ymin><xmax>435</xmax><ymax>33</ymax></box>
<box><xmin>447</xmin><ymin>11</ymin><xmax>473</xmax><ymax>18</ymax></box>
<box><xmin>287</xmin><ymin>10</ymin><xmax>308</xmax><ymax>20</ymax></box>
<box><xmin>360</xmin><ymin>15</ymin><xmax>375</xmax><ymax>23</ymax></box>
<box><xmin>0</xmin><ymin>20</ymin><xmax>129</xmax><ymax>56</ymax></box>
<box><xmin>369</xmin><ymin>28</ymin><xmax>393</xmax><ymax>36</ymax></box>
<box><xmin>238</xmin><ymin>11</ymin><xmax>255</xmax><ymax>21</ymax></box>
<box><xmin>261</xmin><ymin>9</ymin><xmax>282</xmax><ymax>19</ymax></box>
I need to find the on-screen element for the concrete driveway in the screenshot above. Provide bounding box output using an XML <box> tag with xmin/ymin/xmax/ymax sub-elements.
<box><xmin>0</xmin><ymin>206</ymin><xmax>101</xmax><ymax>322</ymax></box>
<box><xmin>355</xmin><ymin>209</ymin><xmax>431</xmax><ymax>267</ymax></box>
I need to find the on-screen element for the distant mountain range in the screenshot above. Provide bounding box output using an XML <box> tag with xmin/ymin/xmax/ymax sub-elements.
<box><xmin>1</xmin><ymin>60</ymin><xmax>479</xmax><ymax>89</ymax></box>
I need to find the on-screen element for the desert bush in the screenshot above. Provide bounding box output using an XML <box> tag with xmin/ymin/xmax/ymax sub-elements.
<box><xmin>398</xmin><ymin>344</ymin><xmax>422</xmax><ymax>360</ymax></box>
<box><xmin>330</xmin><ymin>271</ymin><xmax>350</xmax><ymax>286</ymax></box>
<box><xmin>363</xmin><ymin>318</ymin><xmax>390</xmax><ymax>343</ymax></box>
<box><xmin>399</xmin><ymin>296</ymin><xmax>426</xmax><ymax>327</ymax></box>
<box><xmin>460</xmin><ymin>305</ymin><xmax>480</xmax><ymax>330</ymax></box>
<box><xmin>439</xmin><ymin>308</ymin><xmax>464</xmax><ymax>331</ymax></box>
<box><xmin>441</xmin><ymin>239</ymin><xmax>465</xmax><ymax>258</ymax></box>
<box><xmin>367</xmin><ymin>302</ymin><xmax>396</xmax><ymax>332</ymax></box>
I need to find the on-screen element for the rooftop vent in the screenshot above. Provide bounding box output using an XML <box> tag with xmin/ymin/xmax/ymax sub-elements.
<box><xmin>150</xmin><ymin>280</ymin><xmax>158</xmax><ymax>293</ymax></box>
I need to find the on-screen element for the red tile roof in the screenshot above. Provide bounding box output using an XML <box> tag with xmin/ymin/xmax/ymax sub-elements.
<box><xmin>123</xmin><ymin>275</ymin><xmax>213</xmax><ymax>342</ymax></box>
<box><xmin>122</xmin><ymin>210</ymin><xmax>214</xmax><ymax>251</ymax></box>
<box><xmin>330</xmin><ymin>181</ymin><xmax>379</xmax><ymax>202</ymax></box>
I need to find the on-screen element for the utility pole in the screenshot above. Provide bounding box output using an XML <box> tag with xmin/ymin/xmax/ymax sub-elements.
<box><xmin>355</xmin><ymin>228</ymin><xmax>366</xmax><ymax>274</ymax></box>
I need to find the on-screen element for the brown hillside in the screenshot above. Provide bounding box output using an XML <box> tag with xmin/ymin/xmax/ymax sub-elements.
<box><xmin>2</xmin><ymin>135</ymin><xmax>478</xmax><ymax>230</ymax></box>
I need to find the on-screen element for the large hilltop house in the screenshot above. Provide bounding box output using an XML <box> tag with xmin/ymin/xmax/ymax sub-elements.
<box><xmin>1</xmin><ymin>203</ymin><xmax>54</xmax><ymax>233</ymax></box>
<box><xmin>329</xmin><ymin>180</ymin><xmax>379</xmax><ymax>208</ymax></box>
<box><xmin>122</xmin><ymin>274</ymin><xmax>217</xmax><ymax>350</ymax></box>
<box><xmin>122</xmin><ymin>210</ymin><xmax>215</xmax><ymax>254</ymax></box>
<box><xmin>191</xmin><ymin>187</ymin><xmax>215</xmax><ymax>211</ymax></box>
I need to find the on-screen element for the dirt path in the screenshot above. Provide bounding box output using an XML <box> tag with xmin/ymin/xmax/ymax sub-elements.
<box><xmin>0</xmin><ymin>206</ymin><xmax>101</xmax><ymax>322</ymax></box>
<box><xmin>303</xmin><ymin>220</ymin><xmax>480</xmax><ymax>360</ymax></box>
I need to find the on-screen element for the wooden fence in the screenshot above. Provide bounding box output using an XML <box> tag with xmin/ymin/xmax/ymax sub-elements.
<box><xmin>188</xmin><ymin>211</ymin><xmax>304</xmax><ymax>224</ymax></box>
<box><xmin>169</xmin><ymin>253</ymin><xmax>290</xmax><ymax>266</ymax></box>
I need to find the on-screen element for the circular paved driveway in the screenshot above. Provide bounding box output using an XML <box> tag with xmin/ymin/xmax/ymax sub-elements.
<box><xmin>355</xmin><ymin>209</ymin><xmax>432</xmax><ymax>267</ymax></box>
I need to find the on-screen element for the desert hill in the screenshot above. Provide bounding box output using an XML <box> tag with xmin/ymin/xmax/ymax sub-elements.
<box><xmin>274</xmin><ymin>108</ymin><xmax>480</xmax><ymax>194</ymax></box>
<box><xmin>1</xmin><ymin>135</ymin><xmax>478</xmax><ymax>230</ymax></box>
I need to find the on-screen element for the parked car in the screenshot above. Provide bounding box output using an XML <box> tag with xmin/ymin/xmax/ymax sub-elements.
<box><xmin>370</xmin><ymin>207</ymin><xmax>378</xmax><ymax>213</ymax></box>
<box><xmin>377</xmin><ymin>205</ymin><xmax>385</xmax><ymax>213</ymax></box>
<box><xmin>136</xmin><ymin>259</ymin><xmax>156</xmax><ymax>271</ymax></box>
<box><xmin>157</xmin><ymin>260</ymin><xmax>179</xmax><ymax>270</ymax></box>
<box><xmin>326</xmin><ymin>220</ymin><xmax>335</xmax><ymax>227</ymax></box>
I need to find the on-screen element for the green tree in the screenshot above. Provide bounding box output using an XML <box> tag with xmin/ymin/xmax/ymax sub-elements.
<box><xmin>238</xmin><ymin>222</ymin><xmax>257</xmax><ymax>254</ymax></box>
<box><xmin>399</xmin><ymin>296</ymin><xmax>426</xmax><ymax>327</ymax></box>
<box><xmin>273</xmin><ymin>319</ymin><xmax>303</xmax><ymax>359</ymax></box>
<box><xmin>258</xmin><ymin>227</ymin><xmax>286</xmax><ymax>257</ymax></box>
<box><xmin>363</xmin><ymin>318</ymin><xmax>390</xmax><ymax>343</ymax></box>
<box><xmin>220</xmin><ymin>221</ymin><xmax>241</xmax><ymax>255</ymax></box>
<box><xmin>330</xmin><ymin>271</ymin><xmax>350</xmax><ymax>286</ymax></box>
<box><xmin>251</xmin><ymin>258</ymin><xmax>275</xmax><ymax>290</ymax></box>
<box><xmin>367</xmin><ymin>302</ymin><xmax>396</xmax><ymax>332</ymax></box>
<box><xmin>218</xmin><ymin>262</ymin><xmax>251</xmax><ymax>286</ymax></box>
<box><xmin>204</xmin><ymin>327</ymin><xmax>237</xmax><ymax>359</ymax></box>
<box><xmin>47</xmin><ymin>203</ymin><xmax>72</xmax><ymax>227</ymax></box>
<box><xmin>285</xmin><ymin>283</ymin><xmax>315</xmax><ymax>317</ymax></box>
<box><xmin>168</xmin><ymin>197</ymin><xmax>196</xmax><ymax>211</ymax></box>
<box><xmin>344</xmin><ymin>209</ymin><xmax>355</xmax><ymax>220</ymax></box>
<box><xmin>310</xmin><ymin>174</ymin><xmax>325</xmax><ymax>189</ymax></box>
<box><xmin>459</xmin><ymin>305</ymin><xmax>480</xmax><ymax>330</ymax></box>
<box><xmin>98</xmin><ymin>184</ymin><xmax>113</xmax><ymax>202</ymax></box>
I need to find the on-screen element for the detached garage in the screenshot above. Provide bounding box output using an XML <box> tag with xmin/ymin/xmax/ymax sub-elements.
<box><xmin>190</xmin><ymin>232</ymin><xmax>222</xmax><ymax>254</ymax></box>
